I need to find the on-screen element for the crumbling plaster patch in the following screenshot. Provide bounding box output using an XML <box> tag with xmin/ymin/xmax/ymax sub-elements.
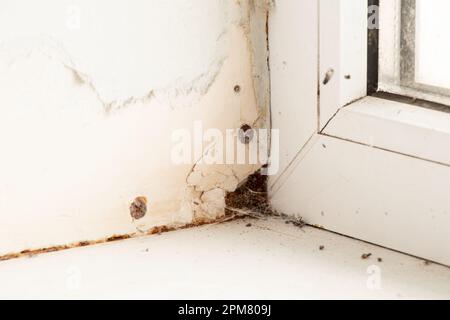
<box><xmin>0</xmin><ymin>0</ymin><xmax>272</xmax><ymax>256</ymax></box>
<box><xmin>182</xmin><ymin>0</ymin><xmax>273</xmax><ymax>224</ymax></box>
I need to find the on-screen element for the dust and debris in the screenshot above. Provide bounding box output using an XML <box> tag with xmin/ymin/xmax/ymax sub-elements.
<box><xmin>225</xmin><ymin>171</ymin><xmax>310</xmax><ymax>234</ymax></box>
<box><xmin>225</xmin><ymin>170</ymin><xmax>273</xmax><ymax>218</ymax></box>
<box><xmin>224</xmin><ymin>170</ymin><xmax>309</xmax><ymax>228</ymax></box>
<box><xmin>362</xmin><ymin>253</ymin><xmax>373</xmax><ymax>260</ymax></box>
<box><xmin>284</xmin><ymin>217</ymin><xmax>307</xmax><ymax>229</ymax></box>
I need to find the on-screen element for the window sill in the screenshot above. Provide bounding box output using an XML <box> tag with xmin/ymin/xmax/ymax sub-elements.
<box><xmin>1</xmin><ymin>217</ymin><xmax>449</xmax><ymax>299</ymax></box>
<box><xmin>323</xmin><ymin>96</ymin><xmax>450</xmax><ymax>166</ymax></box>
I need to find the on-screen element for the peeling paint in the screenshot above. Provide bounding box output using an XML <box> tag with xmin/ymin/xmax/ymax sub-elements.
<box><xmin>0</xmin><ymin>0</ymin><xmax>272</xmax><ymax>256</ymax></box>
<box><xmin>0</xmin><ymin>38</ymin><xmax>226</xmax><ymax>114</ymax></box>
<box><xmin>239</xmin><ymin>0</ymin><xmax>273</xmax><ymax>127</ymax></box>
<box><xmin>1</xmin><ymin>0</ymin><xmax>271</xmax><ymax>116</ymax></box>
<box><xmin>180</xmin><ymin>1</ymin><xmax>273</xmax><ymax>223</ymax></box>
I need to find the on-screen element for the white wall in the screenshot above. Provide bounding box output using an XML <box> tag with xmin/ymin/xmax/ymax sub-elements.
<box><xmin>0</xmin><ymin>0</ymin><xmax>270</xmax><ymax>255</ymax></box>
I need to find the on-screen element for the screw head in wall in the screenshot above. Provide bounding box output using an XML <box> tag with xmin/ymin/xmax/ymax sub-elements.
<box><xmin>130</xmin><ymin>197</ymin><xmax>148</xmax><ymax>220</ymax></box>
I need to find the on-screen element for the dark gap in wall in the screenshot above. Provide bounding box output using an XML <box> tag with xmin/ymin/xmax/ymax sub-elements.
<box><xmin>367</xmin><ymin>0</ymin><xmax>380</xmax><ymax>95</ymax></box>
<box><xmin>225</xmin><ymin>170</ymin><xmax>273</xmax><ymax>216</ymax></box>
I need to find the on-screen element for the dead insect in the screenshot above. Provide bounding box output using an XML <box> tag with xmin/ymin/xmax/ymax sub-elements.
<box><xmin>344</xmin><ymin>74</ymin><xmax>352</xmax><ymax>80</ymax></box>
<box><xmin>246</xmin><ymin>223</ymin><xmax>252</xmax><ymax>228</ymax></box>
<box><xmin>323</xmin><ymin>68</ymin><xmax>335</xmax><ymax>85</ymax></box>
<box><xmin>319</xmin><ymin>246</ymin><xmax>325</xmax><ymax>251</ymax></box>
<box><xmin>234</xmin><ymin>85</ymin><xmax>241</xmax><ymax>93</ymax></box>
<box><xmin>130</xmin><ymin>197</ymin><xmax>148</xmax><ymax>220</ymax></box>
<box><xmin>378</xmin><ymin>258</ymin><xmax>383</xmax><ymax>263</ymax></box>
<box><xmin>361</xmin><ymin>253</ymin><xmax>372</xmax><ymax>260</ymax></box>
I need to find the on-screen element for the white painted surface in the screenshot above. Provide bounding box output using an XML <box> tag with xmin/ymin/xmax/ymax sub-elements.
<box><xmin>270</xmin><ymin>0</ymin><xmax>450</xmax><ymax>265</ymax></box>
<box><xmin>319</xmin><ymin>0</ymin><xmax>367</xmax><ymax>129</ymax></box>
<box><xmin>378</xmin><ymin>0</ymin><xmax>401</xmax><ymax>88</ymax></box>
<box><xmin>0</xmin><ymin>0</ymin><xmax>229</xmax><ymax>104</ymax></box>
<box><xmin>271</xmin><ymin>135</ymin><xmax>450</xmax><ymax>266</ymax></box>
<box><xmin>0</xmin><ymin>1</ymin><xmax>269</xmax><ymax>256</ymax></box>
<box><xmin>1</xmin><ymin>217</ymin><xmax>449</xmax><ymax>300</ymax></box>
<box><xmin>324</xmin><ymin>96</ymin><xmax>450</xmax><ymax>165</ymax></box>
<box><xmin>268</xmin><ymin>0</ymin><xmax>318</xmax><ymax>185</ymax></box>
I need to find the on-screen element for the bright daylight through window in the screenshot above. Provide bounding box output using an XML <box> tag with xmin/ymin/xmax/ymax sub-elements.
<box><xmin>379</xmin><ymin>0</ymin><xmax>450</xmax><ymax>106</ymax></box>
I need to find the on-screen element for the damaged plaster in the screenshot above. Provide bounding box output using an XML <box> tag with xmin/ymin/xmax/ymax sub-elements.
<box><xmin>181</xmin><ymin>0</ymin><xmax>273</xmax><ymax>223</ymax></box>
<box><xmin>0</xmin><ymin>0</ymin><xmax>272</xmax><ymax>257</ymax></box>
<box><xmin>0</xmin><ymin>0</ymin><xmax>272</xmax><ymax>114</ymax></box>
<box><xmin>0</xmin><ymin>37</ymin><xmax>226</xmax><ymax>114</ymax></box>
<box><xmin>186</xmin><ymin>164</ymin><xmax>261</xmax><ymax>222</ymax></box>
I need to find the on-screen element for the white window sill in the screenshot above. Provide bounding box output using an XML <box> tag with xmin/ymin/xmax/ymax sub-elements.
<box><xmin>324</xmin><ymin>96</ymin><xmax>450</xmax><ymax>166</ymax></box>
<box><xmin>0</xmin><ymin>217</ymin><xmax>449</xmax><ymax>300</ymax></box>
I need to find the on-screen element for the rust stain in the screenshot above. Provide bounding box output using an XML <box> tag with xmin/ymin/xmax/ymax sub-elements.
<box><xmin>0</xmin><ymin>172</ymin><xmax>271</xmax><ymax>263</ymax></box>
<box><xmin>0</xmin><ymin>213</ymin><xmax>243</xmax><ymax>263</ymax></box>
<box><xmin>106</xmin><ymin>234</ymin><xmax>132</xmax><ymax>242</ymax></box>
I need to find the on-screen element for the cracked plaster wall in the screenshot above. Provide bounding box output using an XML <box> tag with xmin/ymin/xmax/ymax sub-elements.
<box><xmin>0</xmin><ymin>0</ymin><xmax>271</xmax><ymax>255</ymax></box>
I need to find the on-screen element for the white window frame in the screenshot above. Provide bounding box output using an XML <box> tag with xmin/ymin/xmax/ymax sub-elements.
<box><xmin>269</xmin><ymin>0</ymin><xmax>450</xmax><ymax>266</ymax></box>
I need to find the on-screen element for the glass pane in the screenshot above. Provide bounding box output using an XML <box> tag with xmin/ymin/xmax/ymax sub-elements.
<box><xmin>378</xmin><ymin>0</ymin><xmax>450</xmax><ymax>106</ymax></box>
<box><xmin>415</xmin><ymin>0</ymin><xmax>450</xmax><ymax>89</ymax></box>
